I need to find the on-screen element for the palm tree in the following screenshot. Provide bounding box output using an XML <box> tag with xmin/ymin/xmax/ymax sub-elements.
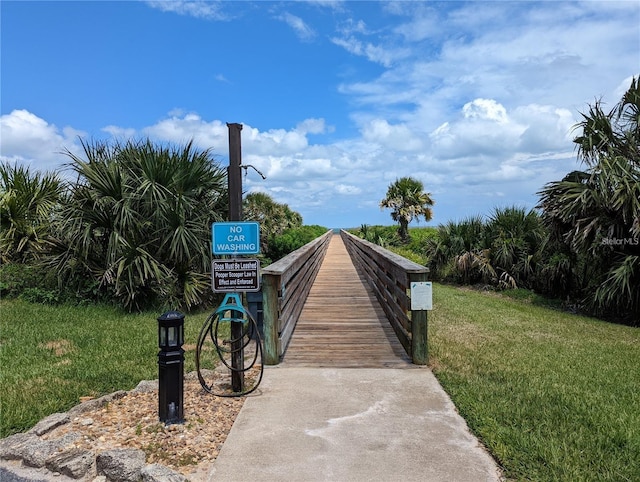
<box><xmin>425</xmin><ymin>216</ymin><xmax>488</xmax><ymax>283</ymax></box>
<box><xmin>357</xmin><ymin>224</ymin><xmax>399</xmax><ymax>247</ymax></box>
<box><xmin>425</xmin><ymin>208</ymin><xmax>548</xmax><ymax>290</ymax></box>
<box><xmin>380</xmin><ymin>177</ymin><xmax>434</xmax><ymax>243</ymax></box>
<box><xmin>49</xmin><ymin>139</ymin><xmax>227</xmax><ymax>311</ymax></box>
<box><xmin>243</xmin><ymin>192</ymin><xmax>302</xmax><ymax>255</ymax></box>
<box><xmin>0</xmin><ymin>163</ymin><xmax>63</xmax><ymax>263</ymax></box>
<box><xmin>538</xmin><ymin>77</ymin><xmax>640</xmax><ymax>320</ymax></box>
<box><xmin>486</xmin><ymin>206</ymin><xmax>545</xmax><ymax>288</ymax></box>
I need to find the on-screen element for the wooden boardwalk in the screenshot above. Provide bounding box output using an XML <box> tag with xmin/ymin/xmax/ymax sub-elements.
<box><xmin>282</xmin><ymin>235</ymin><xmax>412</xmax><ymax>368</ymax></box>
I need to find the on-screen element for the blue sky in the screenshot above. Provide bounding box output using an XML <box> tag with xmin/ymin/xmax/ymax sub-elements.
<box><xmin>2</xmin><ymin>1</ymin><xmax>639</xmax><ymax>228</ymax></box>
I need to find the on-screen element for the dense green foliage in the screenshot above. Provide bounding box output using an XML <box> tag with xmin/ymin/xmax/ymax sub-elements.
<box><xmin>430</xmin><ymin>284</ymin><xmax>640</xmax><ymax>481</ymax></box>
<box><xmin>267</xmin><ymin>225</ymin><xmax>329</xmax><ymax>262</ymax></box>
<box><xmin>47</xmin><ymin>139</ymin><xmax>228</xmax><ymax>311</ymax></box>
<box><xmin>539</xmin><ymin>77</ymin><xmax>640</xmax><ymax>320</ymax></box>
<box><xmin>351</xmin><ymin>224</ymin><xmax>435</xmax><ymax>265</ymax></box>
<box><xmin>0</xmin><ymin>163</ymin><xmax>63</xmax><ymax>263</ymax></box>
<box><xmin>424</xmin><ymin>207</ymin><xmax>547</xmax><ymax>290</ymax></box>
<box><xmin>0</xmin><ymin>139</ymin><xmax>318</xmax><ymax>311</ymax></box>
<box><xmin>242</xmin><ymin>192</ymin><xmax>327</xmax><ymax>264</ymax></box>
<box><xmin>0</xmin><ymin>140</ymin><xmax>230</xmax><ymax>311</ymax></box>
<box><xmin>0</xmin><ymin>262</ymin><xmax>63</xmax><ymax>304</ymax></box>
<box><xmin>355</xmin><ymin>224</ymin><xmax>401</xmax><ymax>247</ymax></box>
<box><xmin>380</xmin><ymin>176</ymin><xmax>434</xmax><ymax>242</ymax></box>
<box><xmin>242</xmin><ymin>192</ymin><xmax>304</xmax><ymax>262</ymax></box>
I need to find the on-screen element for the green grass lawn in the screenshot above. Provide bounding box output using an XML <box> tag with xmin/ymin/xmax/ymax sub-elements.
<box><xmin>2</xmin><ymin>290</ymin><xmax>639</xmax><ymax>481</ymax></box>
<box><xmin>0</xmin><ymin>300</ymin><xmax>212</xmax><ymax>437</ymax></box>
<box><xmin>429</xmin><ymin>284</ymin><xmax>640</xmax><ymax>482</ymax></box>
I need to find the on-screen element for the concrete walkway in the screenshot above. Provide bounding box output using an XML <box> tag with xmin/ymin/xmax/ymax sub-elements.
<box><xmin>199</xmin><ymin>366</ymin><xmax>502</xmax><ymax>482</ymax></box>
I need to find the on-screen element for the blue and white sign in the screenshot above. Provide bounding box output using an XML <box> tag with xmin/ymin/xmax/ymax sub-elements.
<box><xmin>212</xmin><ymin>222</ymin><xmax>260</xmax><ymax>255</ymax></box>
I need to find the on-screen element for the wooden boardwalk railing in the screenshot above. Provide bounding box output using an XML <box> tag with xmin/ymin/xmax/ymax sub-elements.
<box><xmin>282</xmin><ymin>234</ymin><xmax>412</xmax><ymax>368</ymax></box>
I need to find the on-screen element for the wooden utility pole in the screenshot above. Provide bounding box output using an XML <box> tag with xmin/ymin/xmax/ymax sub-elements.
<box><xmin>227</xmin><ymin>122</ymin><xmax>244</xmax><ymax>392</ymax></box>
<box><xmin>227</xmin><ymin>123</ymin><xmax>243</xmax><ymax>221</ymax></box>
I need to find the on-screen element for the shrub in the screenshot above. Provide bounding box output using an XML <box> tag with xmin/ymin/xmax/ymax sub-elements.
<box><xmin>0</xmin><ymin>262</ymin><xmax>57</xmax><ymax>299</ymax></box>
<box><xmin>48</xmin><ymin>139</ymin><xmax>227</xmax><ymax>312</ymax></box>
<box><xmin>268</xmin><ymin>225</ymin><xmax>328</xmax><ymax>261</ymax></box>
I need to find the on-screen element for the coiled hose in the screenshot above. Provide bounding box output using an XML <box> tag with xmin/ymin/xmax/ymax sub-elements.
<box><xmin>195</xmin><ymin>295</ymin><xmax>264</xmax><ymax>397</ymax></box>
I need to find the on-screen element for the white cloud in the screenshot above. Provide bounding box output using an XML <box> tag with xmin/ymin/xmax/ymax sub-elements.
<box><xmin>472</xmin><ymin>163</ymin><xmax>532</xmax><ymax>183</ymax></box>
<box><xmin>512</xmin><ymin>104</ymin><xmax>576</xmax><ymax>153</ymax></box>
<box><xmin>429</xmin><ymin>99</ymin><xmax>523</xmax><ymax>159</ymax></box>
<box><xmin>337</xmin><ymin>18</ymin><xmax>369</xmax><ymax>36</ymax></box>
<box><xmin>427</xmin><ymin>98</ymin><xmax>578</xmax><ymax>166</ymax></box>
<box><xmin>462</xmin><ymin>99</ymin><xmax>508</xmax><ymax>123</ymax></box>
<box><xmin>335</xmin><ymin>184</ymin><xmax>362</xmax><ymax>195</ymax></box>
<box><xmin>330</xmin><ymin>36</ymin><xmax>410</xmax><ymax>67</ymax></box>
<box><xmin>296</xmin><ymin>118</ymin><xmax>330</xmax><ymax>135</ymax></box>
<box><xmin>243</xmin><ymin>125</ymin><xmax>309</xmax><ymax>154</ymax></box>
<box><xmin>340</xmin><ymin>2</ymin><xmax>638</xmax><ymax>127</ymax></box>
<box><xmin>394</xmin><ymin>6</ymin><xmax>442</xmax><ymax>42</ymax></box>
<box><xmin>277</xmin><ymin>12</ymin><xmax>316</xmax><ymax>41</ymax></box>
<box><xmin>0</xmin><ymin>110</ymin><xmax>84</xmax><ymax>171</ymax></box>
<box><xmin>142</xmin><ymin>113</ymin><xmax>228</xmax><ymax>151</ymax></box>
<box><xmin>102</xmin><ymin>125</ymin><xmax>137</xmax><ymax>140</ymax></box>
<box><xmin>0</xmin><ymin>104</ymin><xmax>591</xmax><ymax>227</ymax></box>
<box><xmin>145</xmin><ymin>1</ymin><xmax>227</xmax><ymax>20</ymax></box>
<box><xmin>614</xmin><ymin>76</ymin><xmax>637</xmax><ymax>100</ymax></box>
<box><xmin>214</xmin><ymin>73</ymin><xmax>231</xmax><ymax>84</ymax></box>
<box><xmin>269</xmin><ymin>157</ymin><xmax>336</xmax><ymax>181</ymax></box>
<box><xmin>306</xmin><ymin>0</ymin><xmax>345</xmax><ymax>11</ymax></box>
<box><xmin>361</xmin><ymin>119</ymin><xmax>423</xmax><ymax>152</ymax></box>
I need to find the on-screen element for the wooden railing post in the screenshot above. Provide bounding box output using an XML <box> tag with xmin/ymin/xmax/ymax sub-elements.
<box><xmin>409</xmin><ymin>271</ymin><xmax>429</xmax><ymax>365</ymax></box>
<box><xmin>262</xmin><ymin>273</ymin><xmax>280</xmax><ymax>365</ymax></box>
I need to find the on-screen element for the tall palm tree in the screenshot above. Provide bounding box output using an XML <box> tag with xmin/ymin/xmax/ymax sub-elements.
<box><xmin>49</xmin><ymin>139</ymin><xmax>227</xmax><ymax>311</ymax></box>
<box><xmin>243</xmin><ymin>192</ymin><xmax>302</xmax><ymax>254</ymax></box>
<box><xmin>538</xmin><ymin>77</ymin><xmax>640</xmax><ymax>319</ymax></box>
<box><xmin>380</xmin><ymin>176</ymin><xmax>434</xmax><ymax>243</ymax></box>
<box><xmin>0</xmin><ymin>163</ymin><xmax>63</xmax><ymax>263</ymax></box>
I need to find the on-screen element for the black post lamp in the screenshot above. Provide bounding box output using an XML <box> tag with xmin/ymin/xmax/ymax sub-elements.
<box><xmin>157</xmin><ymin>310</ymin><xmax>185</xmax><ymax>424</ymax></box>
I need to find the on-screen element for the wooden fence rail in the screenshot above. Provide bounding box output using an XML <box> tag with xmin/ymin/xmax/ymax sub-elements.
<box><xmin>261</xmin><ymin>230</ymin><xmax>333</xmax><ymax>364</ymax></box>
<box><xmin>340</xmin><ymin>229</ymin><xmax>430</xmax><ymax>364</ymax></box>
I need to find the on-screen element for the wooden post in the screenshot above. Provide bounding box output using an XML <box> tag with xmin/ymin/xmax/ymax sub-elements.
<box><xmin>410</xmin><ymin>271</ymin><xmax>429</xmax><ymax>365</ymax></box>
<box><xmin>262</xmin><ymin>273</ymin><xmax>280</xmax><ymax>365</ymax></box>
<box><xmin>227</xmin><ymin>123</ymin><xmax>244</xmax><ymax>391</ymax></box>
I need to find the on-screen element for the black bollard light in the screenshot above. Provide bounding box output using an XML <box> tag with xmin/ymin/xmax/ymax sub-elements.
<box><xmin>157</xmin><ymin>310</ymin><xmax>185</xmax><ymax>424</ymax></box>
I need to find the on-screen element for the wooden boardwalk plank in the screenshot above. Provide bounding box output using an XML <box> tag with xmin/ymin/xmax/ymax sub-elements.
<box><xmin>282</xmin><ymin>235</ymin><xmax>412</xmax><ymax>368</ymax></box>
